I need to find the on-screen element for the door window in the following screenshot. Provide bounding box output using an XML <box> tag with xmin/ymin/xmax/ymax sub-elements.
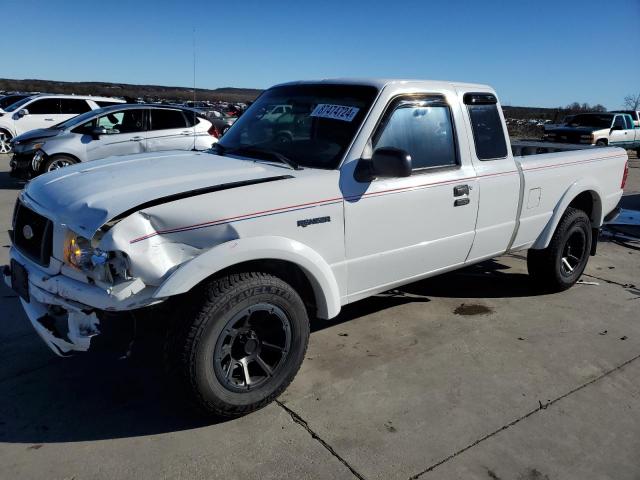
<box><xmin>464</xmin><ymin>93</ymin><xmax>508</xmax><ymax>160</ymax></box>
<box><xmin>150</xmin><ymin>109</ymin><xmax>188</xmax><ymax>130</ymax></box>
<box><xmin>26</xmin><ymin>99</ymin><xmax>60</xmax><ymax>115</ymax></box>
<box><xmin>613</xmin><ymin>116</ymin><xmax>625</xmax><ymax>129</ymax></box>
<box><xmin>77</xmin><ymin>110</ymin><xmax>145</xmax><ymax>134</ymax></box>
<box><xmin>373</xmin><ymin>98</ymin><xmax>458</xmax><ymax>170</ymax></box>
<box><xmin>60</xmin><ymin>99</ymin><xmax>92</xmax><ymax>114</ymax></box>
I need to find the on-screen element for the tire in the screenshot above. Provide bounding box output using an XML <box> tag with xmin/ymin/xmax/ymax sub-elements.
<box><xmin>595</xmin><ymin>139</ymin><xmax>607</xmax><ymax>147</ymax></box>
<box><xmin>0</xmin><ymin>131</ymin><xmax>13</xmax><ymax>154</ymax></box>
<box><xmin>171</xmin><ymin>272</ymin><xmax>309</xmax><ymax>417</ymax></box>
<box><xmin>43</xmin><ymin>155</ymin><xmax>78</xmax><ymax>173</ymax></box>
<box><xmin>527</xmin><ymin>207</ymin><xmax>592</xmax><ymax>292</ymax></box>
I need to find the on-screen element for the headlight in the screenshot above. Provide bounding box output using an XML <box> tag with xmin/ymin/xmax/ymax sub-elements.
<box><xmin>66</xmin><ymin>234</ymin><xmax>130</xmax><ymax>283</ymax></box>
<box><xmin>67</xmin><ymin>235</ymin><xmax>93</xmax><ymax>268</ymax></box>
<box><xmin>32</xmin><ymin>150</ymin><xmax>45</xmax><ymax>171</ymax></box>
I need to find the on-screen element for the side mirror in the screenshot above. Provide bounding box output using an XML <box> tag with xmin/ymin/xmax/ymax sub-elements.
<box><xmin>370</xmin><ymin>147</ymin><xmax>412</xmax><ymax>178</ymax></box>
<box><xmin>90</xmin><ymin>126</ymin><xmax>108</xmax><ymax>139</ymax></box>
<box><xmin>17</xmin><ymin>109</ymin><xmax>29</xmax><ymax>117</ymax></box>
<box><xmin>611</xmin><ymin>125</ymin><xmax>623</xmax><ymax>131</ymax></box>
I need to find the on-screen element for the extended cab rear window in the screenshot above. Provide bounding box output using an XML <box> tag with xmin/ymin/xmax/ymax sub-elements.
<box><xmin>464</xmin><ymin>93</ymin><xmax>508</xmax><ymax>160</ymax></box>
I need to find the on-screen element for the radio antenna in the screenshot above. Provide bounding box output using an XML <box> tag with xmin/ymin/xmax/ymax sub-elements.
<box><xmin>191</xmin><ymin>26</ymin><xmax>197</xmax><ymax>150</ymax></box>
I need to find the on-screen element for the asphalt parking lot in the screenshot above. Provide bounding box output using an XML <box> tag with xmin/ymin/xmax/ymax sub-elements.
<box><xmin>0</xmin><ymin>151</ymin><xmax>639</xmax><ymax>480</ymax></box>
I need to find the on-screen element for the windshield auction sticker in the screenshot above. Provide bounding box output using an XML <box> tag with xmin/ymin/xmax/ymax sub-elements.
<box><xmin>311</xmin><ymin>104</ymin><xmax>360</xmax><ymax>122</ymax></box>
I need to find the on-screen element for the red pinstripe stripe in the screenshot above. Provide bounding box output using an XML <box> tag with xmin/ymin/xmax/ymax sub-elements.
<box><xmin>130</xmin><ymin>157</ymin><xmax>622</xmax><ymax>244</ymax></box>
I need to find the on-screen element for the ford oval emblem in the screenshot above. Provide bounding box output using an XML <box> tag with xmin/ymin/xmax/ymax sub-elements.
<box><xmin>22</xmin><ymin>225</ymin><xmax>34</xmax><ymax>240</ymax></box>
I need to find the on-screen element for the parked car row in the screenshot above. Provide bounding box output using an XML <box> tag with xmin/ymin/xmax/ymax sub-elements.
<box><xmin>0</xmin><ymin>93</ymin><xmax>218</xmax><ymax>178</ymax></box>
<box><xmin>0</xmin><ymin>94</ymin><xmax>125</xmax><ymax>154</ymax></box>
<box><xmin>10</xmin><ymin>105</ymin><xmax>218</xmax><ymax>177</ymax></box>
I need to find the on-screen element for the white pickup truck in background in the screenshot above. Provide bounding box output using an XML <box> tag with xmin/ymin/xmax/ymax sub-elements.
<box><xmin>4</xmin><ymin>79</ymin><xmax>628</xmax><ymax>417</ymax></box>
<box><xmin>544</xmin><ymin>112</ymin><xmax>640</xmax><ymax>152</ymax></box>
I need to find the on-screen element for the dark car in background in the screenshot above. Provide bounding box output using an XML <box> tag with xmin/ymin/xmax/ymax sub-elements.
<box><xmin>0</xmin><ymin>93</ymin><xmax>32</xmax><ymax>113</ymax></box>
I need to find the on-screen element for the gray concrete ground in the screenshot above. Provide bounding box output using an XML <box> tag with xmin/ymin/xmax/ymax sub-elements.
<box><xmin>0</xmin><ymin>151</ymin><xmax>639</xmax><ymax>480</ymax></box>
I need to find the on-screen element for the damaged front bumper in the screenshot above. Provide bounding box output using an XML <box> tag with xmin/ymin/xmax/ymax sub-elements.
<box><xmin>3</xmin><ymin>248</ymin><xmax>161</xmax><ymax>356</ymax></box>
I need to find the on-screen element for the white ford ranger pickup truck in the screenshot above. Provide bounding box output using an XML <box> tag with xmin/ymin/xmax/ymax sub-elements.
<box><xmin>3</xmin><ymin>79</ymin><xmax>628</xmax><ymax>417</ymax></box>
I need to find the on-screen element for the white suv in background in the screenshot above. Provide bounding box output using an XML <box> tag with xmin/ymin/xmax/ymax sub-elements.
<box><xmin>10</xmin><ymin>104</ymin><xmax>217</xmax><ymax>176</ymax></box>
<box><xmin>0</xmin><ymin>94</ymin><xmax>124</xmax><ymax>153</ymax></box>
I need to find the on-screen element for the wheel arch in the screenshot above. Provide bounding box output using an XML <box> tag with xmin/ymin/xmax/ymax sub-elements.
<box><xmin>153</xmin><ymin>236</ymin><xmax>342</xmax><ymax>319</ymax></box>
<box><xmin>40</xmin><ymin>152</ymin><xmax>82</xmax><ymax>173</ymax></box>
<box><xmin>0</xmin><ymin>127</ymin><xmax>15</xmax><ymax>141</ymax></box>
<box><xmin>532</xmin><ymin>183</ymin><xmax>603</xmax><ymax>250</ymax></box>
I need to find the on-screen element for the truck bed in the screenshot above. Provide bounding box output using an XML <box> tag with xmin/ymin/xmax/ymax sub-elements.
<box><xmin>508</xmin><ymin>142</ymin><xmax>627</xmax><ymax>252</ymax></box>
<box><xmin>511</xmin><ymin>140</ymin><xmax>595</xmax><ymax>156</ymax></box>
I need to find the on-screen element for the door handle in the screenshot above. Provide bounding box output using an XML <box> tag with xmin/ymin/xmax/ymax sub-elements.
<box><xmin>44</xmin><ymin>118</ymin><xmax>54</xmax><ymax>121</ymax></box>
<box><xmin>181</xmin><ymin>130</ymin><xmax>193</xmax><ymax>135</ymax></box>
<box><xmin>130</xmin><ymin>136</ymin><xmax>144</xmax><ymax>141</ymax></box>
<box><xmin>453</xmin><ymin>184</ymin><xmax>470</xmax><ymax>197</ymax></box>
<box><xmin>454</xmin><ymin>198</ymin><xmax>470</xmax><ymax>207</ymax></box>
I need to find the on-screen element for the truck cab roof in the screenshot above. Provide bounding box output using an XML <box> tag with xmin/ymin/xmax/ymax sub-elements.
<box><xmin>274</xmin><ymin>77</ymin><xmax>493</xmax><ymax>92</ymax></box>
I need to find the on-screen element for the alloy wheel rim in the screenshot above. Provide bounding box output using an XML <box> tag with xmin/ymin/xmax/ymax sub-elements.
<box><xmin>560</xmin><ymin>229</ymin><xmax>586</xmax><ymax>277</ymax></box>
<box><xmin>0</xmin><ymin>134</ymin><xmax>11</xmax><ymax>154</ymax></box>
<box><xmin>47</xmin><ymin>159</ymin><xmax>73</xmax><ymax>171</ymax></box>
<box><xmin>213</xmin><ymin>303</ymin><xmax>291</xmax><ymax>392</ymax></box>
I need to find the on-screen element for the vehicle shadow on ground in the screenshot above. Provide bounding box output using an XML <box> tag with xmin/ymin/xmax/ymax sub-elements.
<box><xmin>1</xmin><ymin>258</ymin><xmax>540</xmax><ymax>444</ymax></box>
<box><xmin>311</xmin><ymin>257</ymin><xmax>540</xmax><ymax>333</ymax></box>
<box><xmin>0</xmin><ymin>171</ymin><xmax>26</xmax><ymax>191</ymax></box>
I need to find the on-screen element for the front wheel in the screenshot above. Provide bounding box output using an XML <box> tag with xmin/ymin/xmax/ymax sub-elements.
<box><xmin>0</xmin><ymin>131</ymin><xmax>13</xmax><ymax>154</ymax></box>
<box><xmin>527</xmin><ymin>207</ymin><xmax>592</xmax><ymax>292</ymax></box>
<box><xmin>44</xmin><ymin>155</ymin><xmax>78</xmax><ymax>172</ymax></box>
<box><xmin>173</xmin><ymin>272</ymin><xmax>310</xmax><ymax>417</ymax></box>
<box><xmin>595</xmin><ymin>139</ymin><xmax>607</xmax><ymax>147</ymax></box>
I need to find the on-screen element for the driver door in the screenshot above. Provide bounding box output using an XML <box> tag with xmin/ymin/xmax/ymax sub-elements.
<box><xmin>84</xmin><ymin>109</ymin><xmax>147</xmax><ymax>161</ymax></box>
<box><xmin>609</xmin><ymin>115</ymin><xmax>630</xmax><ymax>147</ymax></box>
<box><xmin>344</xmin><ymin>95</ymin><xmax>478</xmax><ymax>300</ymax></box>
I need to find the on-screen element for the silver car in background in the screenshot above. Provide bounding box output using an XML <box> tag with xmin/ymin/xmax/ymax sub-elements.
<box><xmin>10</xmin><ymin>104</ymin><xmax>217</xmax><ymax>178</ymax></box>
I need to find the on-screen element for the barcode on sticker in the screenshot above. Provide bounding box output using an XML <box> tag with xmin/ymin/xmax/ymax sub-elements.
<box><xmin>310</xmin><ymin>104</ymin><xmax>360</xmax><ymax>122</ymax></box>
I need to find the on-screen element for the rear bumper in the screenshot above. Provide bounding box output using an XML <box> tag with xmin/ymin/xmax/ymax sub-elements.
<box><xmin>604</xmin><ymin>206</ymin><xmax>621</xmax><ymax>223</ymax></box>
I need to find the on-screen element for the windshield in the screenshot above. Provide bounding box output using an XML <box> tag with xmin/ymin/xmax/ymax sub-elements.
<box><xmin>4</xmin><ymin>96</ymin><xmax>34</xmax><ymax>112</ymax></box>
<box><xmin>567</xmin><ymin>114</ymin><xmax>613</xmax><ymax>129</ymax></box>
<box><xmin>217</xmin><ymin>84</ymin><xmax>378</xmax><ymax>169</ymax></box>
<box><xmin>0</xmin><ymin>95</ymin><xmax>28</xmax><ymax>109</ymax></box>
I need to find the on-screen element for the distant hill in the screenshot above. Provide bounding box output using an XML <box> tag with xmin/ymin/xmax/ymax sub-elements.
<box><xmin>0</xmin><ymin>78</ymin><xmax>262</xmax><ymax>103</ymax></box>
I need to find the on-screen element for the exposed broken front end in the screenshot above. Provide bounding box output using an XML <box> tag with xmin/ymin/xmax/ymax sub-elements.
<box><xmin>3</xmin><ymin>195</ymin><xmax>172</xmax><ymax>356</ymax></box>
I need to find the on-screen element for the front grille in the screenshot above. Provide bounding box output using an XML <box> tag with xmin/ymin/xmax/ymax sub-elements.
<box><xmin>13</xmin><ymin>200</ymin><xmax>53</xmax><ymax>267</ymax></box>
<box><xmin>548</xmin><ymin>132</ymin><xmax>584</xmax><ymax>144</ymax></box>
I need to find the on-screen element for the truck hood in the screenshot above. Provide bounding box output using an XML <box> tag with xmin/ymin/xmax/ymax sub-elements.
<box><xmin>23</xmin><ymin>150</ymin><xmax>296</xmax><ymax>237</ymax></box>
<box><xmin>546</xmin><ymin>126</ymin><xmax>603</xmax><ymax>134</ymax></box>
<box><xmin>12</xmin><ymin>128</ymin><xmax>61</xmax><ymax>145</ymax></box>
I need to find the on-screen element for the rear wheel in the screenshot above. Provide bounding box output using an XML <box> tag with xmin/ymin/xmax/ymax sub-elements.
<box><xmin>0</xmin><ymin>131</ymin><xmax>12</xmax><ymax>154</ymax></box>
<box><xmin>44</xmin><ymin>155</ymin><xmax>78</xmax><ymax>172</ymax></box>
<box><xmin>527</xmin><ymin>207</ymin><xmax>592</xmax><ymax>292</ymax></box>
<box><xmin>171</xmin><ymin>272</ymin><xmax>309</xmax><ymax>417</ymax></box>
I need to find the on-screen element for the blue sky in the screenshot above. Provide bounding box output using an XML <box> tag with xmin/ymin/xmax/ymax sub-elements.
<box><xmin>3</xmin><ymin>0</ymin><xmax>639</xmax><ymax>109</ymax></box>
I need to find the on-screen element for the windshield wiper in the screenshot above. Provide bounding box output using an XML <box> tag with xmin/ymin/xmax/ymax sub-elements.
<box><xmin>214</xmin><ymin>143</ymin><xmax>301</xmax><ymax>170</ymax></box>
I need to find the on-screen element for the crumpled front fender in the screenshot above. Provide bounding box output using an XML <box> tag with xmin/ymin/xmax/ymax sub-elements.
<box><xmin>153</xmin><ymin>236</ymin><xmax>342</xmax><ymax>319</ymax></box>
